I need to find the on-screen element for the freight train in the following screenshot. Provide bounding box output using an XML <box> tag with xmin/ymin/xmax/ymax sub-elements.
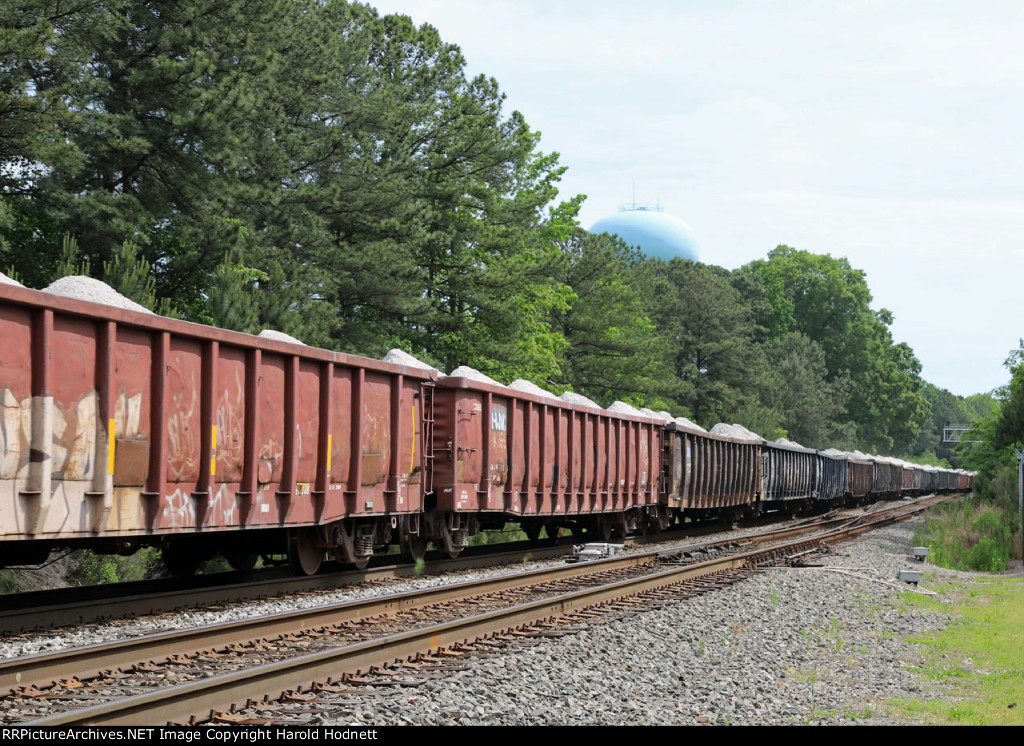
<box><xmin>0</xmin><ymin>281</ymin><xmax>972</xmax><ymax>576</ymax></box>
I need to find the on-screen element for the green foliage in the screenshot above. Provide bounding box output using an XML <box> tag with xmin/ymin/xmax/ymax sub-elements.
<box><xmin>992</xmin><ymin>348</ymin><xmax>1024</xmax><ymax>455</ymax></box>
<box><xmin>649</xmin><ymin>260</ymin><xmax>764</xmax><ymax>425</ymax></box>
<box><xmin>967</xmin><ymin>538</ymin><xmax>1008</xmax><ymax>574</ymax></box>
<box><xmin>206</xmin><ymin>249</ymin><xmax>266</xmax><ymax>334</ymax></box>
<box><xmin>760</xmin><ymin>332</ymin><xmax>855</xmax><ymax>449</ymax></box>
<box><xmin>56</xmin><ymin>233</ymin><xmax>89</xmax><ymax>279</ymax></box>
<box><xmin>103</xmin><ymin>240</ymin><xmax>158</xmax><ymax>311</ymax></box>
<box><xmin>468</xmin><ymin>522</ymin><xmax>529</xmax><ymax>546</ymax></box>
<box><xmin>913</xmin><ymin>383</ymin><xmax>994</xmax><ymax>467</ymax></box>
<box><xmin>914</xmin><ymin>492</ymin><xmax>1019</xmax><ymax>572</ymax></box>
<box><xmin>743</xmin><ymin>246</ymin><xmax>927</xmax><ymax>452</ymax></box>
<box><xmin>912</xmin><ymin>451</ymin><xmax>952</xmax><ymax>468</ymax></box>
<box><xmin>63</xmin><ymin>548</ymin><xmax>163</xmax><ymax>586</ymax></box>
<box><xmin>549</xmin><ymin>228</ymin><xmax>666</xmax><ymax>406</ymax></box>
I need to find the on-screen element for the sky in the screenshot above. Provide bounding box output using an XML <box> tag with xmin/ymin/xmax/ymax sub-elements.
<box><xmin>369</xmin><ymin>0</ymin><xmax>1024</xmax><ymax>398</ymax></box>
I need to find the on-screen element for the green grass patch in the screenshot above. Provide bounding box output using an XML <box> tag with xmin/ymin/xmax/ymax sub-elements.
<box><xmin>913</xmin><ymin>494</ymin><xmax>1020</xmax><ymax>572</ymax></box>
<box><xmin>468</xmin><ymin>522</ymin><xmax>530</xmax><ymax>546</ymax></box>
<box><xmin>890</xmin><ymin>574</ymin><xmax>1024</xmax><ymax>725</ymax></box>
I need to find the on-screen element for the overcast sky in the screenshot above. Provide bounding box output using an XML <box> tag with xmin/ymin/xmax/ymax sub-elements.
<box><xmin>370</xmin><ymin>0</ymin><xmax>1023</xmax><ymax>398</ymax></box>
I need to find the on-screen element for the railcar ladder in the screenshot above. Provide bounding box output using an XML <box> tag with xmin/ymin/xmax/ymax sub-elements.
<box><xmin>421</xmin><ymin>382</ymin><xmax>436</xmax><ymax>494</ymax></box>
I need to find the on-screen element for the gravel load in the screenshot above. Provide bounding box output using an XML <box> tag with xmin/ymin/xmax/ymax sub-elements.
<box><xmin>607</xmin><ymin>401</ymin><xmax>642</xmax><ymax>417</ymax></box>
<box><xmin>44</xmin><ymin>276</ymin><xmax>153</xmax><ymax>314</ymax></box>
<box><xmin>775</xmin><ymin>437</ymin><xmax>807</xmax><ymax>449</ymax></box>
<box><xmin>674</xmin><ymin>417</ymin><xmax>707</xmax><ymax>433</ymax></box>
<box><xmin>448</xmin><ymin>366</ymin><xmax>504</xmax><ymax>387</ymax></box>
<box><xmin>508</xmin><ymin>379</ymin><xmax>558</xmax><ymax>400</ymax></box>
<box><xmin>560</xmin><ymin>391</ymin><xmax>601</xmax><ymax>409</ymax></box>
<box><xmin>643</xmin><ymin>409</ymin><xmax>673</xmax><ymax>422</ymax></box>
<box><xmin>0</xmin><ymin>272</ymin><xmax>23</xmax><ymax>287</ymax></box>
<box><xmin>710</xmin><ymin>423</ymin><xmax>762</xmax><ymax>441</ymax></box>
<box><xmin>823</xmin><ymin>448</ymin><xmax>847</xmax><ymax>458</ymax></box>
<box><xmin>258</xmin><ymin>329</ymin><xmax>305</xmax><ymax>346</ymax></box>
<box><xmin>383</xmin><ymin>349</ymin><xmax>442</xmax><ymax>375</ymax></box>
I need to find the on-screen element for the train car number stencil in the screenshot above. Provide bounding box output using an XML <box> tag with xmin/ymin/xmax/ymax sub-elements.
<box><xmin>491</xmin><ymin>406</ymin><xmax>507</xmax><ymax>432</ymax></box>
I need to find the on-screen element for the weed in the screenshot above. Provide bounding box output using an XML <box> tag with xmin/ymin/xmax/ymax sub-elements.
<box><xmin>948</xmin><ymin>706</ymin><xmax>973</xmax><ymax>721</ymax></box>
<box><xmin>769</xmin><ymin>587</ymin><xmax>779</xmax><ymax>609</ymax></box>
<box><xmin>913</xmin><ymin>487</ymin><xmax>1019</xmax><ymax>572</ymax></box>
<box><xmin>414</xmin><ymin>557</ymin><xmax>426</xmax><ymax>577</ymax></box>
<box><xmin>846</xmin><ymin>706</ymin><xmax>875</xmax><ymax>720</ymax></box>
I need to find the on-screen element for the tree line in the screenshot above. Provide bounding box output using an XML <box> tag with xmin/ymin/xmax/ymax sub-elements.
<box><xmin>0</xmin><ymin>0</ymin><xmax>990</xmax><ymax>461</ymax></box>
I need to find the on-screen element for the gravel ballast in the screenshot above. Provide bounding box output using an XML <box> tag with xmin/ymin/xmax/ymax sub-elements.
<box><xmin>314</xmin><ymin>522</ymin><xmax>958</xmax><ymax>726</ymax></box>
<box><xmin>2</xmin><ymin>521</ymin><xmax>966</xmax><ymax>725</ymax></box>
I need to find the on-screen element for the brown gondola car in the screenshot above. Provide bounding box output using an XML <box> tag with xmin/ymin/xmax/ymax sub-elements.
<box><xmin>431</xmin><ymin>376</ymin><xmax>663</xmax><ymax>544</ymax></box>
<box><xmin>0</xmin><ymin>282</ymin><xmax>435</xmax><ymax>574</ymax></box>
<box><xmin>846</xmin><ymin>456</ymin><xmax>874</xmax><ymax>500</ymax></box>
<box><xmin>900</xmin><ymin>463</ymin><xmax>914</xmax><ymax>493</ymax></box>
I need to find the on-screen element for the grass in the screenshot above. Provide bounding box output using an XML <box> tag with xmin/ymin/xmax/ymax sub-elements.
<box><xmin>889</xmin><ymin>573</ymin><xmax>1024</xmax><ymax>725</ymax></box>
<box><xmin>913</xmin><ymin>496</ymin><xmax>1019</xmax><ymax>572</ymax></box>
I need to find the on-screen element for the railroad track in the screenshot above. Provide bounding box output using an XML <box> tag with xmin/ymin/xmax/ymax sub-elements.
<box><xmin>0</xmin><ymin>512</ymin><xmax>787</xmax><ymax>636</ymax></box>
<box><xmin>0</xmin><ymin>540</ymin><xmax>573</xmax><ymax>636</ymax></box>
<box><xmin>2</xmin><ymin>494</ymin><xmax>954</xmax><ymax>725</ymax></box>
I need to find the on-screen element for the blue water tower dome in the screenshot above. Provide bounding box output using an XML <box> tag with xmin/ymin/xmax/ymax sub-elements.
<box><xmin>589</xmin><ymin>203</ymin><xmax>699</xmax><ymax>262</ymax></box>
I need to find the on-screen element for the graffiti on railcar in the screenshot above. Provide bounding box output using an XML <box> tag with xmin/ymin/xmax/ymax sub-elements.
<box><xmin>114</xmin><ymin>390</ymin><xmax>144</xmax><ymax>439</ymax></box>
<box><xmin>162</xmin><ymin>482</ymin><xmax>238</xmax><ymax>528</ymax></box>
<box><xmin>1</xmin><ymin>387</ymin><xmax>146</xmax><ymax>484</ymax></box>
<box><xmin>55</xmin><ymin>390</ymin><xmax>95</xmax><ymax>480</ymax></box>
<box><xmin>216</xmin><ymin>370</ymin><xmax>245</xmax><ymax>481</ymax></box>
<box><xmin>167</xmin><ymin>389</ymin><xmax>199</xmax><ymax>482</ymax></box>
<box><xmin>258</xmin><ymin>436</ymin><xmax>284</xmax><ymax>484</ymax></box>
<box><xmin>639</xmin><ymin>431</ymin><xmax>649</xmax><ymax>490</ymax></box>
<box><xmin>0</xmin><ymin>388</ymin><xmax>27</xmax><ymax>479</ymax></box>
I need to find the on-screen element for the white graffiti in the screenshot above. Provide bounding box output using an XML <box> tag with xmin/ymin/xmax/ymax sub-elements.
<box><xmin>162</xmin><ymin>483</ymin><xmax>237</xmax><ymax>528</ymax></box>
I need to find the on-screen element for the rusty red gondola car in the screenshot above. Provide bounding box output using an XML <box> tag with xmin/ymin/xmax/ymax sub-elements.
<box><xmin>0</xmin><ymin>282</ymin><xmax>975</xmax><ymax>575</ymax></box>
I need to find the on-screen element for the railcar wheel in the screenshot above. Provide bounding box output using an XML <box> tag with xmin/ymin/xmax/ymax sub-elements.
<box><xmin>227</xmin><ymin>551</ymin><xmax>259</xmax><ymax>573</ymax></box>
<box><xmin>523</xmin><ymin>522</ymin><xmax>542</xmax><ymax>541</ymax></box>
<box><xmin>399</xmin><ymin>529</ymin><xmax>428</xmax><ymax>564</ymax></box>
<box><xmin>286</xmin><ymin>527</ymin><xmax>323</xmax><ymax>576</ymax></box>
<box><xmin>598</xmin><ymin>516</ymin><xmax>613</xmax><ymax>541</ymax></box>
<box><xmin>162</xmin><ymin>543</ymin><xmax>202</xmax><ymax>577</ymax></box>
<box><xmin>633</xmin><ymin>512</ymin><xmax>651</xmax><ymax>537</ymax></box>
